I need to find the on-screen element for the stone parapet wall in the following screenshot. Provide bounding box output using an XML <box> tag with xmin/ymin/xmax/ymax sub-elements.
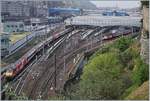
<box><xmin>140</xmin><ymin>34</ymin><xmax>149</xmax><ymax>64</ymax></box>
<box><xmin>142</xmin><ymin>6</ymin><xmax>149</xmax><ymax>32</ymax></box>
<box><xmin>140</xmin><ymin>2</ymin><xmax>149</xmax><ymax>64</ymax></box>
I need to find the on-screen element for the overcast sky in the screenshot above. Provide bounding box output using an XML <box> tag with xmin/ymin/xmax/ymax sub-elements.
<box><xmin>90</xmin><ymin>1</ymin><xmax>141</xmax><ymax>9</ymax></box>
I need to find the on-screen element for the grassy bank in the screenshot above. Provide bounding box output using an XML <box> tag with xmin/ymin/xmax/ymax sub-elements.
<box><xmin>10</xmin><ymin>32</ymin><xmax>31</xmax><ymax>44</ymax></box>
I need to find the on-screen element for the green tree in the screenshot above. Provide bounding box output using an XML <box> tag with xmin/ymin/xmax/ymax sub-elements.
<box><xmin>75</xmin><ymin>52</ymin><xmax>125</xmax><ymax>100</ymax></box>
<box><xmin>113</xmin><ymin>37</ymin><xmax>133</xmax><ymax>52</ymax></box>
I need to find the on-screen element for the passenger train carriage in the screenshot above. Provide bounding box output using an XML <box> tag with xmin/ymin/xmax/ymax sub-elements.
<box><xmin>2</xmin><ymin>28</ymin><xmax>73</xmax><ymax>79</ymax></box>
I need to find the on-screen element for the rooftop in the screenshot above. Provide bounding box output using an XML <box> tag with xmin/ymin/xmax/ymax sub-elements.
<box><xmin>65</xmin><ymin>15</ymin><xmax>142</xmax><ymax>27</ymax></box>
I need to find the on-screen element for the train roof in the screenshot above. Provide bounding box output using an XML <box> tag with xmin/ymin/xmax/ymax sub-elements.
<box><xmin>65</xmin><ymin>15</ymin><xmax>141</xmax><ymax>27</ymax></box>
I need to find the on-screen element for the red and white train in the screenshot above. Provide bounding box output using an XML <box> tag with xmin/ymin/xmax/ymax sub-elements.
<box><xmin>2</xmin><ymin>28</ymin><xmax>73</xmax><ymax>79</ymax></box>
<box><xmin>1</xmin><ymin>27</ymin><xmax>137</xmax><ymax>79</ymax></box>
<box><xmin>102</xmin><ymin>29</ymin><xmax>132</xmax><ymax>40</ymax></box>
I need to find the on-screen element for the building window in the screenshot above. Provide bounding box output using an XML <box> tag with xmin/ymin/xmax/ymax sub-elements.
<box><xmin>1</xmin><ymin>39</ymin><xmax>5</xmax><ymax>42</ymax></box>
<box><xmin>11</xmin><ymin>25</ymin><xmax>14</xmax><ymax>27</ymax></box>
<box><xmin>19</xmin><ymin>24</ymin><xmax>23</xmax><ymax>28</ymax></box>
<box><xmin>7</xmin><ymin>25</ymin><xmax>10</xmax><ymax>27</ymax></box>
<box><xmin>1</xmin><ymin>48</ymin><xmax>7</xmax><ymax>51</ymax></box>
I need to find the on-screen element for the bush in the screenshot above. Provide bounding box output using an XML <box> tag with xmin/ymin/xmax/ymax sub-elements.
<box><xmin>89</xmin><ymin>45</ymin><xmax>111</xmax><ymax>60</ymax></box>
<box><xmin>132</xmin><ymin>57</ymin><xmax>149</xmax><ymax>86</ymax></box>
<box><xmin>113</xmin><ymin>37</ymin><xmax>133</xmax><ymax>52</ymax></box>
<box><xmin>75</xmin><ymin>52</ymin><xmax>125</xmax><ymax>100</ymax></box>
<box><xmin>89</xmin><ymin>44</ymin><xmax>120</xmax><ymax>62</ymax></box>
<box><xmin>119</xmin><ymin>40</ymin><xmax>140</xmax><ymax>69</ymax></box>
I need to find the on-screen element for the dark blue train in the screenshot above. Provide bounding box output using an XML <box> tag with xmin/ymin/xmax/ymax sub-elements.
<box><xmin>48</xmin><ymin>8</ymin><xmax>82</xmax><ymax>17</ymax></box>
<box><xmin>102</xmin><ymin>10</ymin><xmax>129</xmax><ymax>16</ymax></box>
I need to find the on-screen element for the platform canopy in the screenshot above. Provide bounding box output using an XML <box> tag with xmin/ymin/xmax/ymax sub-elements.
<box><xmin>65</xmin><ymin>15</ymin><xmax>142</xmax><ymax>27</ymax></box>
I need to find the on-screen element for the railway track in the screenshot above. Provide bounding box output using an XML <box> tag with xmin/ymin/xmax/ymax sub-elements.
<box><xmin>21</xmin><ymin>30</ymin><xmax>82</xmax><ymax>99</ymax></box>
<box><xmin>35</xmin><ymin>52</ymin><xmax>78</xmax><ymax>99</ymax></box>
<box><xmin>28</xmin><ymin>60</ymin><xmax>55</xmax><ymax>99</ymax></box>
<box><xmin>2</xmin><ymin>26</ymin><xmax>138</xmax><ymax>100</ymax></box>
<box><xmin>1</xmin><ymin>35</ymin><xmax>68</xmax><ymax>99</ymax></box>
<box><xmin>15</xmin><ymin>28</ymin><xmax>103</xmax><ymax>99</ymax></box>
<box><xmin>1</xmin><ymin>28</ymin><xmax>75</xmax><ymax>97</ymax></box>
<box><xmin>8</xmin><ymin>29</ymin><xmax>77</xmax><ymax>99</ymax></box>
<box><xmin>12</xmin><ymin>36</ymin><xmax>67</xmax><ymax>96</ymax></box>
<box><xmin>14</xmin><ymin>59</ymin><xmax>38</xmax><ymax>95</ymax></box>
<box><xmin>28</xmin><ymin>31</ymin><xmax>79</xmax><ymax>99</ymax></box>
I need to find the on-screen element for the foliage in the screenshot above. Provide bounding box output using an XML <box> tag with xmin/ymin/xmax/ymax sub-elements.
<box><xmin>76</xmin><ymin>37</ymin><xmax>148</xmax><ymax>100</ymax></box>
<box><xmin>132</xmin><ymin>57</ymin><xmax>149</xmax><ymax>86</ymax></box>
<box><xmin>113</xmin><ymin>36</ymin><xmax>133</xmax><ymax>52</ymax></box>
<box><xmin>74</xmin><ymin>52</ymin><xmax>125</xmax><ymax>100</ymax></box>
<box><xmin>89</xmin><ymin>43</ymin><xmax>119</xmax><ymax>61</ymax></box>
<box><xmin>121</xmin><ymin>84</ymin><xmax>138</xmax><ymax>99</ymax></box>
<box><xmin>141</xmin><ymin>1</ymin><xmax>149</xmax><ymax>7</ymax></box>
<box><xmin>120</xmin><ymin>70</ymin><xmax>132</xmax><ymax>89</ymax></box>
<box><xmin>89</xmin><ymin>44</ymin><xmax>111</xmax><ymax>61</ymax></box>
<box><xmin>119</xmin><ymin>40</ymin><xmax>140</xmax><ymax>69</ymax></box>
<box><xmin>119</xmin><ymin>39</ymin><xmax>149</xmax><ymax>99</ymax></box>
